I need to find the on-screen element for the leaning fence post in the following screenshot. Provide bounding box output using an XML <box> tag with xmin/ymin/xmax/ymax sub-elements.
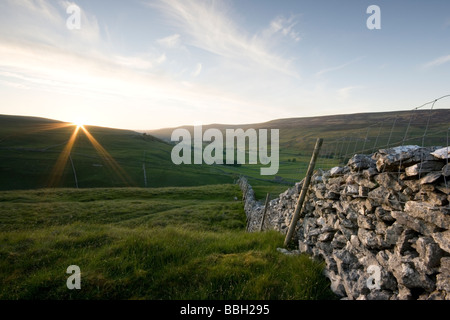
<box><xmin>259</xmin><ymin>193</ymin><xmax>270</xmax><ymax>231</ymax></box>
<box><xmin>284</xmin><ymin>138</ymin><xmax>323</xmax><ymax>247</ymax></box>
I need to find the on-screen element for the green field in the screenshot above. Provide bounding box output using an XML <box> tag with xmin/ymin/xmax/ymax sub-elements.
<box><xmin>2</xmin><ymin>110</ymin><xmax>448</xmax><ymax>200</ymax></box>
<box><xmin>0</xmin><ymin>115</ymin><xmax>235</xmax><ymax>191</ymax></box>
<box><xmin>0</xmin><ymin>185</ymin><xmax>334</xmax><ymax>300</ymax></box>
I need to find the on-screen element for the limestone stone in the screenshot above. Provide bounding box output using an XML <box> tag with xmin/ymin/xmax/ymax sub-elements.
<box><xmin>374</xmin><ymin>207</ymin><xmax>395</xmax><ymax>222</ymax></box>
<box><xmin>432</xmin><ymin>231</ymin><xmax>450</xmax><ymax>254</ymax></box>
<box><xmin>374</xmin><ymin>145</ymin><xmax>438</xmax><ymax>172</ymax></box>
<box><xmin>426</xmin><ymin>290</ymin><xmax>447</xmax><ymax>300</ymax></box>
<box><xmin>413</xmin><ymin>237</ymin><xmax>444</xmax><ymax>271</ymax></box>
<box><xmin>318</xmin><ymin>232</ymin><xmax>335</xmax><ymax>242</ymax></box>
<box><xmin>391</xmin><ymin>210</ymin><xmax>440</xmax><ymax>236</ymax></box>
<box><xmin>442</xmin><ymin>164</ymin><xmax>450</xmax><ymax>177</ymax></box>
<box><xmin>436</xmin><ymin>273</ymin><xmax>450</xmax><ymax>292</ymax></box>
<box><xmin>431</xmin><ymin>146</ymin><xmax>450</xmax><ymax>160</ymax></box>
<box><xmin>405</xmin><ymin>161</ymin><xmax>444</xmax><ymax>177</ymax></box>
<box><xmin>331</xmin><ymin>233</ymin><xmax>348</xmax><ymax>249</ymax></box>
<box><xmin>375</xmin><ymin>172</ymin><xmax>403</xmax><ymax>192</ymax></box>
<box><xmin>388</xmin><ymin>254</ymin><xmax>435</xmax><ymax>291</ymax></box>
<box><xmin>384</xmin><ymin>222</ymin><xmax>404</xmax><ymax>246</ymax></box>
<box><xmin>404</xmin><ymin>180</ymin><xmax>420</xmax><ymax>192</ymax></box>
<box><xmin>358</xmin><ymin>228</ymin><xmax>379</xmax><ymax>249</ymax></box>
<box><xmin>404</xmin><ymin>201</ymin><xmax>450</xmax><ymax>229</ymax></box>
<box><xmin>419</xmin><ymin>172</ymin><xmax>442</xmax><ymax>185</ymax></box>
<box><xmin>414</xmin><ymin>190</ymin><xmax>447</xmax><ymax>206</ymax></box>
<box><xmin>330</xmin><ymin>166</ymin><xmax>343</xmax><ymax>177</ymax></box>
<box><xmin>348</xmin><ymin>154</ymin><xmax>376</xmax><ymax>171</ymax></box>
<box><xmin>368</xmin><ymin>186</ymin><xmax>392</xmax><ymax>206</ymax></box>
<box><xmin>324</xmin><ymin>269</ymin><xmax>346</xmax><ymax>297</ymax></box>
<box><xmin>357</xmin><ymin>215</ymin><xmax>375</xmax><ymax>230</ymax></box>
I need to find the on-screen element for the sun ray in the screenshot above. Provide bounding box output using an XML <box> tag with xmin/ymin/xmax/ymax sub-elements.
<box><xmin>33</xmin><ymin>122</ymin><xmax>74</xmax><ymax>132</ymax></box>
<box><xmin>47</xmin><ymin>122</ymin><xmax>134</xmax><ymax>188</ymax></box>
<box><xmin>79</xmin><ymin>125</ymin><xmax>134</xmax><ymax>186</ymax></box>
<box><xmin>47</xmin><ymin>125</ymin><xmax>80</xmax><ymax>187</ymax></box>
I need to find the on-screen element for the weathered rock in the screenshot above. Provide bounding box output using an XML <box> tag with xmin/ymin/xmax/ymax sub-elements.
<box><xmin>431</xmin><ymin>147</ymin><xmax>450</xmax><ymax>160</ymax></box>
<box><xmin>419</xmin><ymin>172</ymin><xmax>442</xmax><ymax>184</ymax></box>
<box><xmin>368</xmin><ymin>186</ymin><xmax>392</xmax><ymax>205</ymax></box>
<box><xmin>414</xmin><ymin>190</ymin><xmax>448</xmax><ymax>206</ymax></box>
<box><xmin>413</xmin><ymin>237</ymin><xmax>444</xmax><ymax>271</ymax></box>
<box><xmin>436</xmin><ymin>258</ymin><xmax>450</xmax><ymax>292</ymax></box>
<box><xmin>405</xmin><ymin>161</ymin><xmax>444</xmax><ymax>177</ymax></box>
<box><xmin>388</xmin><ymin>252</ymin><xmax>435</xmax><ymax>291</ymax></box>
<box><xmin>374</xmin><ymin>207</ymin><xmax>394</xmax><ymax>222</ymax></box>
<box><xmin>357</xmin><ymin>215</ymin><xmax>375</xmax><ymax>230</ymax></box>
<box><xmin>391</xmin><ymin>210</ymin><xmax>440</xmax><ymax>236</ymax></box>
<box><xmin>426</xmin><ymin>290</ymin><xmax>447</xmax><ymax>300</ymax></box>
<box><xmin>436</xmin><ymin>184</ymin><xmax>450</xmax><ymax>195</ymax></box>
<box><xmin>404</xmin><ymin>201</ymin><xmax>450</xmax><ymax>229</ymax></box>
<box><xmin>358</xmin><ymin>228</ymin><xmax>379</xmax><ymax>249</ymax></box>
<box><xmin>331</xmin><ymin>233</ymin><xmax>348</xmax><ymax>249</ymax></box>
<box><xmin>330</xmin><ymin>166</ymin><xmax>343</xmax><ymax>177</ymax></box>
<box><xmin>436</xmin><ymin>273</ymin><xmax>450</xmax><ymax>293</ymax></box>
<box><xmin>318</xmin><ymin>232</ymin><xmax>335</xmax><ymax>242</ymax></box>
<box><xmin>432</xmin><ymin>231</ymin><xmax>450</xmax><ymax>254</ymax></box>
<box><xmin>404</xmin><ymin>180</ymin><xmax>420</xmax><ymax>192</ymax></box>
<box><xmin>443</xmin><ymin>164</ymin><xmax>450</xmax><ymax>177</ymax></box>
<box><xmin>348</xmin><ymin>154</ymin><xmax>376</xmax><ymax>171</ymax></box>
<box><xmin>375</xmin><ymin>172</ymin><xmax>403</xmax><ymax>192</ymax></box>
<box><xmin>343</xmin><ymin>184</ymin><xmax>359</xmax><ymax>196</ymax></box>
<box><xmin>384</xmin><ymin>222</ymin><xmax>404</xmax><ymax>246</ymax></box>
<box><xmin>374</xmin><ymin>145</ymin><xmax>438</xmax><ymax>172</ymax></box>
<box><xmin>324</xmin><ymin>269</ymin><xmax>346</xmax><ymax>297</ymax></box>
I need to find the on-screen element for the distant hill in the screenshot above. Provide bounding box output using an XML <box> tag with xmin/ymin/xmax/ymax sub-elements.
<box><xmin>0</xmin><ymin>115</ymin><xmax>233</xmax><ymax>190</ymax></box>
<box><xmin>148</xmin><ymin>109</ymin><xmax>450</xmax><ymax>153</ymax></box>
<box><xmin>1</xmin><ymin>109</ymin><xmax>448</xmax><ymax>196</ymax></box>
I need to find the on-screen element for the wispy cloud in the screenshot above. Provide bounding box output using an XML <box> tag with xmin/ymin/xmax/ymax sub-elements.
<box><xmin>316</xmin><ymin>57</ymin><xmax>362</xmax><ymax>77</ymax></box>
<box><xmin>157</xmin><ymin>33</ymin><xmax>181</xmax><ymax>48</ymax></box>
<box><xmin>422</xmin><ymin>54</ymin><xmax>450</xmax><ymax>69</ymax></box>
<box><xmin>316</xmin><ymin>57</ymin><xmax>363</xmax><ymax>77</ymax></box>
<box><xmin>192</xmin><ymin>63</ymin><xmax>202</xmax><ymax>77</ymax></box>
<box><xmin>337</xmin><ymin>86</ymin><xmax>362</xmax><ymax>99</ymax></box>
<box><xmin>0</xmin><ymin>0</ymin><xmax>279</xmax><ymax>128</ymax></box>
<box><xmin>262</xmin><ymin>15</ymin><xmax>302</xmax><ymax>42</ymax></box>
<box><xmin>148</xmin><ymin>0</ymin><xmax>299</xmax><ymax>77</ymax></box>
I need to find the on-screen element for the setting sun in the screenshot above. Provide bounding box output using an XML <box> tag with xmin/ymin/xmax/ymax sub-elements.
<box><xmin>72</xmin><ymin>118</ymin><xmax>85</xmax><ymax>128</ymax></box>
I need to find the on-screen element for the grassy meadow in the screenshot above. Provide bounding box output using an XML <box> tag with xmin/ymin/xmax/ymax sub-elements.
<box><xmin>0</xmin><ymin>185</ymin><xmax>335</xmax><ymax>300</ymax></box>
<box><xmin>1</xmin><ymin>110</ymin><xmax>448</xmax><ymax>300</ymax></box>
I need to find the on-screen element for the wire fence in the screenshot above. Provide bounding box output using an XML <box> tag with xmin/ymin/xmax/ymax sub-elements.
<box><xmin>314</xmin><ymin>95</ymin><xmax>450</xmax><ymax>209</ymax></box>
<box><xmin>316</xmin><ymin>95</ymin><xmax>450</xmax><ymax>171</ymax></box>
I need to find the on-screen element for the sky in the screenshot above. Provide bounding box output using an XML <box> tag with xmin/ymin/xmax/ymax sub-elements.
<box><xmin>0</xmin><ymin>0</ymin><xmax>449</xmax><ymax>130</ymax></box>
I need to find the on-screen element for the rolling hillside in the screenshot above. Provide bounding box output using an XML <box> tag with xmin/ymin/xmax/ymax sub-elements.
<box><xmin>148</xmin><ymin>109</ymin><xmax>450</xmax><ymax>154</ymax></box>
<box><xmin>1</xmin><ymin>109</ymin><xmax>448</xmax><ymax>197</ymax></box>
<box><xmin>147</xmin><ymin>109</ymin><xmax>450</xmax><ymax>197</ymax></box>
<box><xmin>0</xmin><ymin>115</ymin><xmax>233</xmax><ymax>191</ymax></box>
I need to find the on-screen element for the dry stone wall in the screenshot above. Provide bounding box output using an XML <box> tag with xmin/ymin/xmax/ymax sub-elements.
<box><xmin>238</xmin><ymin>145</ymin><xmax>450</xmax><ymax>300</ymax></box>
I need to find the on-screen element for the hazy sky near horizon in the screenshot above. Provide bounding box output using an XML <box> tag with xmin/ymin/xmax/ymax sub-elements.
<box><xmin>0</xmin><ymin>0</ymin><xmax>449</xmax><ymax>130</ymax></box>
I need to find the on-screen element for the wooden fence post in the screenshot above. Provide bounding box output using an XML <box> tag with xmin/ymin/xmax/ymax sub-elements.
<box><xmin>259</xmin><ymin>193</ymin><xmax>270</xmax><ymax>231</ymax></box>
<box><xmin>284</xmin><ymin>138</ymin><xmax>323</xmax><ymax>247</ymax></box>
